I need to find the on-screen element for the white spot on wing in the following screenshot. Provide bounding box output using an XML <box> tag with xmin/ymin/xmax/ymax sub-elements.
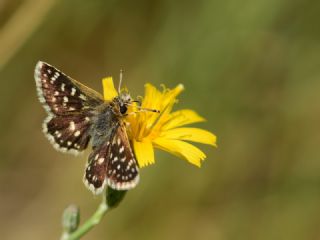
<box><xmin>79</xmin><ymin>94</ymin><xmax>87</xmax><ymax>100</ymax></box>
<box><xmin>119</xmin><ymin>146</ymin><xmax>124</xmax><ymax>153</ymax></box>
<box><xmin>71</xmin><ymin>88</ymin><xmax>76</xmax><ymax>96</ymax></box>
<box><xmin>128</xmin><ymin>159</ymin><xmax>133</xmax><ymax>166</ymax></box>
<box><xmin>98</xmin><ymin>158</ymin><xmax>104</xmax><ymax>165</ymax></box>
<box><xmin>54</xmin><ymin>72</ymin><xmax>60</xmax><ymax>78</ymax></box>
<box><xmin>69</xmin><ymin>121</ymin><xmax>75</xmax><ymax>131</ymax></box>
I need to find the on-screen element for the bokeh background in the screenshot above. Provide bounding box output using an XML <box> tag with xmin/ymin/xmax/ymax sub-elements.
<box><xmin>1</xmin><ymin>0</ymin><xmax>320</xmax><ymax>239</ymax></box>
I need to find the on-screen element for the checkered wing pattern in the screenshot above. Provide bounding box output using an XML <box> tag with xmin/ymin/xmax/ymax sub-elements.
<box><xmin>84</xmin><ymin>124</ymin><xmax>139</xmax><ymax>194</ymax></box>
<box><xmin>35</xmin><ymin>61</ymin><xmax>140</xmax><ymax>193</ymax></box>
<box><xmin>35</xmin><ymin>61</ymin><xmax>103</xmax><ymax>154</ymax></box>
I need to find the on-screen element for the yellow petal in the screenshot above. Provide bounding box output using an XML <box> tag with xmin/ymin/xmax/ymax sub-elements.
<box><xmin>160</xmin><ymin>128</ymin><xmax>217</xmax><ymax>147</ymax></box>
<box><xmin>153</xmin><ymin>138</ymin><xmax>206</xmax><ymax>167</ymax></box>
<box><xmin>142</xmin><ymin>83</ymin><xmax>184</xmax><ymax>110</ymax></box>
<box><xmin>133</xmin><ymin>139</ymin><xmax>155</xmax><ymax>168</ymax></box>
<box><xmin>102</xmin><ymin>77</ymin><xmax>118</xmax><ymax>101</ymax></box>
<box><xmin>161</xmin><ymin>84</ymin><xmax>184</xmax><ymax>107</ymax></box>
<box><xmin>162</xmin><ymin>109</ymin><xmax>206</xmax><ymax>130</ymax></box>
<box><xmin>142</xmin><ymin>83</ymin><xmax>162</xmax><ymax>109</ymax></box>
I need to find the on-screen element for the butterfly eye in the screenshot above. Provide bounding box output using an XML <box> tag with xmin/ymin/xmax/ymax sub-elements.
<box><xmin>120</xmin><ymin>104</ymin><xmax>127</xmax><ymax>114</ymax></box>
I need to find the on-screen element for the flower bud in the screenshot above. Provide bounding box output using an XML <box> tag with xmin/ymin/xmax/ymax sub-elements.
<box><xmin>62</xmin><ymin>204</ymin><xmax>80</xmax><ymax>233</ymax></box>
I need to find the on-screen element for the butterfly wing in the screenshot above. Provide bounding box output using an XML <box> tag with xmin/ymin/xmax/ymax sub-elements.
<box><xmin>35</xmin><ymin>61</ymin><xmax>104</xmax><ymax>154</ymax></box>
<box><xmin>83</xmin><ymin>140</ymin><xmax>110</xmax><ymax>194</ymax></box>
<box><xmin>106</xmin><ymin>123</ymin><xmax>139</xmax><ymax>190</ymax></box>
<box><xmin>43</xmin><ymin>114</ymin><xmax>92</xmax><ymax>154</ymax></box>
<box><xmin>84</xmin><ymin>123</ymin><xmax>139</xmax><ymax>194</ymax></box>
<box><xmin>35</xmin><ymin>61</ymin><xmax>103</xmax><ymax>115</ymax></box>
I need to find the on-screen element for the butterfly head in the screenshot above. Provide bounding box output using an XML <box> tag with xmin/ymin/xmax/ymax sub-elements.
<box><xmin>113</xmin><ymin>90</ymin><xmax>132</xmax><ymax>116</ymax></box>
<box><xmin>114</xmin><ymin>70</ymin><xmax>160</xmax><ymax>116</ymax></box>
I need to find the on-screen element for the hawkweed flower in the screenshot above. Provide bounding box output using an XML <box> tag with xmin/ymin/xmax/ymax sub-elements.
<box><xmin>102</xmin><ymin>78</ymin><xmax>217</xmax><ymax>168</ymax></box>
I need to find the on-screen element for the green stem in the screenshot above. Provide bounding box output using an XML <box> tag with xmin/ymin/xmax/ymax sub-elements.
<box><xmin>61</xmin><ymin>195</ymin><xmax>108</xmax><ymax>240</ymax></box>
<box><xmin>60</xmin><ymin>187</ymin><xmax>126</xmax><ymax>240</ymax></box>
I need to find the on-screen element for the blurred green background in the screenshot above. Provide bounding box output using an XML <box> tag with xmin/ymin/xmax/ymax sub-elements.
<box><xmin>1</xmin><ymin>0</ymin><xmax>320</xmax><ymax>239</ymax></box>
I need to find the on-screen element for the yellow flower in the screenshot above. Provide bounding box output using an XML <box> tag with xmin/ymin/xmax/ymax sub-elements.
<box><xmin>102</xmin><ymin>77</ymin><xmax>217</xmax><ymax>168</ymax></box>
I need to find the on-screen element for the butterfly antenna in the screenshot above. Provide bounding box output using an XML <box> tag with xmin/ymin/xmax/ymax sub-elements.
<box><xmin>137</xmin><ymin>106</ymin><xmax>160</xmax><ymax>113</ymax></box>
<box><xmin>127</xmin><ymin>103</ymin><xmax>160</xmax><ymax>113</ymax></box>
<box><xmin>118</xmin><ymin>69</ymin><xmax>124</xmax><ymax>93</ymax></box>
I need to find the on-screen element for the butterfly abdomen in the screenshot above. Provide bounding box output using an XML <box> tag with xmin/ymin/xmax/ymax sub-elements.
<box><xmin>89</xmin><ymin>103</ymin><xmax>119</xmax><ymax>148</ymax></box>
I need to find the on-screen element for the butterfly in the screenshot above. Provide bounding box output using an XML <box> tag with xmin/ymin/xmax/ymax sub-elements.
<box><xmin>34</xmin><ymin>61</ymin><xmax>140</xmax><ymax>194</ymax></box>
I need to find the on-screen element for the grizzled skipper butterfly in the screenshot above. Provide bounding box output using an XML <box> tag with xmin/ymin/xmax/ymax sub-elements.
<box><xmin>35</xmin><ymin>61</ymin><xmax>150</xmax><ymax>194</ymax></box>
